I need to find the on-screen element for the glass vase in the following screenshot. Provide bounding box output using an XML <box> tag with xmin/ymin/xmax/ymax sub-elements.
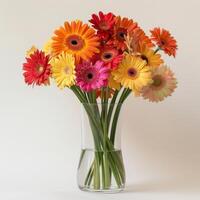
<box><xmin>77</xmin><ymin>103</ymin><xmax>125</xmax><ymax>193</ymax></box>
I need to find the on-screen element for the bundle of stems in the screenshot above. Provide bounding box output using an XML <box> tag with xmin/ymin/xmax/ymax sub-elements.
<box><xmin>71</xmin><ymin>85</ymin><xmax>131</xmax><ymax>189</ymax></box>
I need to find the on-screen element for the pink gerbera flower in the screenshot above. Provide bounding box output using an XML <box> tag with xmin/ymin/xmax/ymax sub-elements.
<box><xmin>76</xmin><ymin>61</ymin><xmax>109</xmax><ymax>92</ymax></box>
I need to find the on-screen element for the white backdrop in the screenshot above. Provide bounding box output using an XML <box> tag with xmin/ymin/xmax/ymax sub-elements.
<box><xmin>0</xmin><ymin>0</ymin><xmax>200</xmax><ymax>199</ymax></box>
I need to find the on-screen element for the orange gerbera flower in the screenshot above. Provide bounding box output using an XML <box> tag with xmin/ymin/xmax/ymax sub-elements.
<box><xmin>113</xmin><ymin>16</ymin><xmax>138</xmax><ymax>50</ymax></box>
<box><xmin>150</xmin><ymin>27</ymin><xmax>177</xmax><ymax>57</ymax></box>
<box><xmin>51</xmin><ymin>20</ymin><xmax>100</xmax><ymax>64</ymax></box>
<box><xmin>125</xmin><ymin>27</ymin><xmax>154</xmax><ymax>53</ymax></box>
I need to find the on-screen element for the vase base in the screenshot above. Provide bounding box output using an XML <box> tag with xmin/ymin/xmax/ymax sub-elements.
<box><xmin>78</xmin><ymin>185</ymin><xmax>125</xmax><ymax>193</ymax></box>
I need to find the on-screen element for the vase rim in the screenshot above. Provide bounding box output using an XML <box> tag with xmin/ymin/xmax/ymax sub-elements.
<box><xmin>81</xmin><ymin>102</ymin><xmax>123</xmax><ymax>105</ymax></box>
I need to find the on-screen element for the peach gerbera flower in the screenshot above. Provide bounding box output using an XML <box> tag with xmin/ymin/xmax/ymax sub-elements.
<box><xmin>150</xmin><ymin>27</ymin><xmax>177</xmax><ymax>57</ymax></box>
<box><xmin>141</xmin><ymin>65</ymin><xmax>177</xmax><ymax>102</ymax></box>
<box><xmin>51</xmin><ymin>20</ymin><xmax>100</xmax><ymax>64</ymax></box>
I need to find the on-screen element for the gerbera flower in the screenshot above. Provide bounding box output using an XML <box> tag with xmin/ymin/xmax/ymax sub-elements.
<box><xmin>112</xmin><ymin>54</ymin><xmax>152</xmax><ymax>93</ymax></box>
<box><xmin>141</xmin><ymin>65</ymin><xmax>177</xmax><ymax>102</ymax></box>
<box><xmin>26</xmin><ymin>46</ymin><xmax>37</xmax><ymax>57</ymax></box>
<box><xmin>125</xmin><ymin>27</ymin><xmax>154</xmax><ymax>53</ymax></box>
<box><xmin>51</xmin><ymin>20</ymin><xmax>100</xmax><ymax>64</ymax></box>
<box><xmin>150</xmin><ymin>27</ymin><xmax>177</xmax><ymax>57</ymax></box>
<box><xmin>43</xmin><ymin>39</ymin><xmax>53</xmax><ymax>56</ymax></box>
<box><xmin>89</xmin><ymin>11</ymin><xmax>115</xmax><ymax>32</ymax></box>
<box><xmin>76</xmin><ymin>61</ymin><xmax>109</xmax><ymax>92</ymax></box>
<box><xmin>23</xmin><ymin>50</ymin><xmax>51</xmax><ymax>86</ymax></box>
<box><xmin>97</xmin><ymin>31</ymin><xmax>111</xmax><ymax>45</ymax></box>
<box><xmin>50</xmin><ymin>52</ymin><xmax>76</xmax><ymax>89</ymax></box>
<box><xmin>92</xmin><ymin>45</ymin><xmax>123</xmax><ymax>69</ymax></box>
<box><xmin>113</xmin><ymin>16</ymin><xmax>138</xmax><ymax>50</ymax></box>
<box><xmin>137</xmin><ymin>43</ymin><xmax>163</xmax><ymax>67</ymax></box>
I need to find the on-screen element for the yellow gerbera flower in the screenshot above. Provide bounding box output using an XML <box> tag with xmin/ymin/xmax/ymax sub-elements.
<box><xmin>50</xmin><ymin>52</ymin><xmax>76</xmax><ymax>89</ymax></box>
<box><xmin>51</xmin><ymin>20</ymin><xmax>99</xmax><ymax>64</ymax></box>
<box><xmin>26</xmin><ymin>46</ymin><xmax>37</xmax><ymax>57</ymax></box>
<box><xmin>138</xmin><ymin>43</ymin><xmax>163</xmax><ymax>67</ymax></box>
<box><xmin>112</xmin><ymin>54</ymin><xmax>152</xmax><ymax>93</ymax></box>
<box><xmin>43</xmin><ymin>39</ymin><xmax>53</xmax><ymax>55</ymax></box>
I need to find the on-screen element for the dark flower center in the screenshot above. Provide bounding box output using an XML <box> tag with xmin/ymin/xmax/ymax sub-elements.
<box><xmin>71</xmin><ymin>40</ymin><xmax>78</xmax><ymax>45</ymax></box>
<box><xmin>103</xmin><ymin>53</ymin><xmax>112</xmax><ymax>59</ymax></box>
<box><xmin>127</xmin><ymin>68</ymin><xmax>137</xmax><ymax>77</ymax></box>
<box><xmin>66</xmin><ymin>35</ymin><xmax>85</xmax><ymax>51</ymax></box>
<box><xmin>119</xmin><ymin>32</ymin><xmax>124</xmax><ymax>38</ymax></box>
<box><xmin>87</xmin><ymin>73</ymin><xmax>93</xmax><ymax>80</ymax></box>
<box><xmin>161</xmin><ymin>40</ymin><xmax>165</xmax><ymax>46</ymax></box>
<box><xmin>141</xmin><ymin>54</ymin><xmax>148</xmax><ymax>64</ymax></box>
<box><xmin>116</xmin><ymin>28</ymin><xmax>127</xmax><ymax>41</ymax></box>
<box><xmin>101</xmin><ymin>49</ymin><xmax>117</xmax><ymax>63</ymax></box>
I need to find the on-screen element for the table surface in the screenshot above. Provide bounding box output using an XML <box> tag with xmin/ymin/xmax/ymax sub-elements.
<box><xmin>1</xmin><ymin>178</ymin><xmax>200</xmax><ymax>200</ymax></box>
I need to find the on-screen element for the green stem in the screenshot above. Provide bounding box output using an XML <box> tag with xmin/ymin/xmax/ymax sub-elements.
<box><xmin>84</xmin><ymin>161</ymin><xmax>94</xmax><ymax>186</ymax></box>
<box><xmin>107</xmin><ymin>90</ymin><xmax>120</xmax><ymax>132</ymax></box>
<box><xmin>94</xmin><ymin>152</ymin><xmax>100</xmax><ymax>189</ymax></box>
<box><xmin>71</xmin><ymin>86</ymin><xmax>125</xmax><ymax>189</ymax></box>
<box><xmin>154</xmin><ymin>47</ymin><xmax>161</xmax><ymax>54</ymax></box>
<box><xmin>110</xmin><ymin>89</ymin><xmax>131</xmax><ymax>144</ymax></box>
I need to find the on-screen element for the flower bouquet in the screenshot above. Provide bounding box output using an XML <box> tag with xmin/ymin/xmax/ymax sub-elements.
<box><xmin>22</xmin><ymin>11</ymin><xmax>177</xmax><ymax>192</ymax></box>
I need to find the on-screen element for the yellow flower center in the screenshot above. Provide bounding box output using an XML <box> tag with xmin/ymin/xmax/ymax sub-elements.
<box><xmin>36</xmin><ymin>64</ymin><xmax>44</xmax><ymax>73</ymax></box>
<box><xmin>64</xmin><ymin>66</ymin><xmax>71</xmax><ymax>75</ymax></box>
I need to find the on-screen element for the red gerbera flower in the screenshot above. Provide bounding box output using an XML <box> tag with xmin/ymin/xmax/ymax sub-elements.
<box><xmin>89</xmin><ymin>11</ymin><xmax>116</xmax><ymax>45</ymax></box>
<box><xmin>23</xmin><ymin>50</ymin><xmax>51</xmax><ymax>86</ymax></box>
<box><xmin>89</xmin><ymin>11</ymin><xmax>115</xmax><ymax>32</ymax></box>
<box><xmin>92</xmin><ymin>45</ymin><xmax>123</xmax><ymax>69</ymax></box>
<box><xmin>150</xmin><ymin>27</ymin><xmax>177</xmax><ymax>57</ymax></box>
